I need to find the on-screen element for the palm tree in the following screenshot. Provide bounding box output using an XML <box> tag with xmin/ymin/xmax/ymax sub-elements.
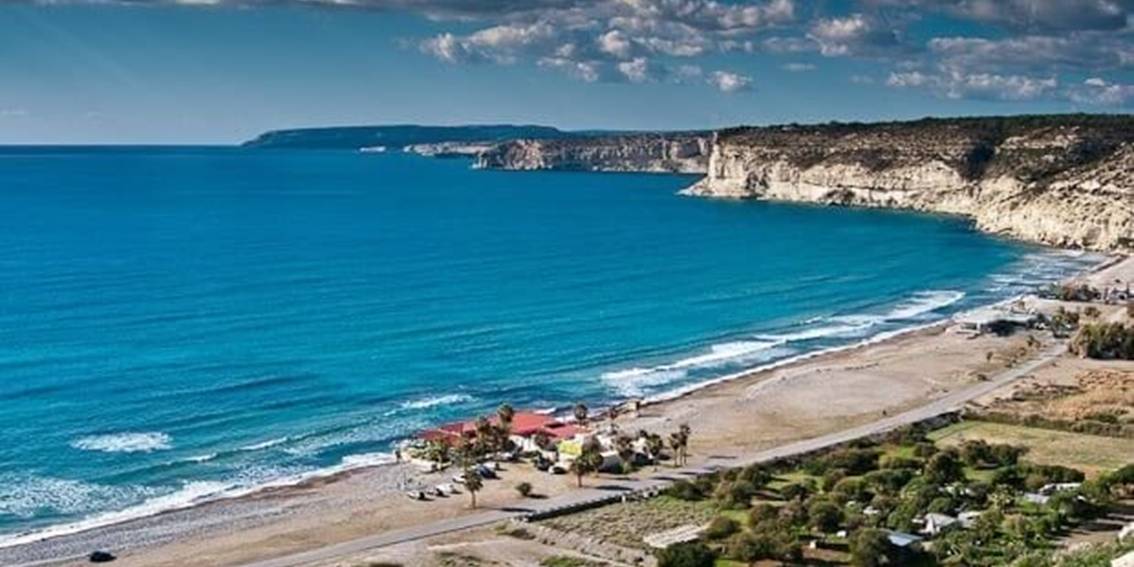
<box><xmin>573</xmin><ymin>403</ymin><xmax>589</xmax><ymax>428</ymax></box>
<box><xmin>614</xmin><ymin>434</ymin><xmax>635</xmax><ymax>470</ymax></box>
<box><xmin>463</xmin><ymin>465</ymin><xmax>483</xmax><ymax>508</ymax></box>
<box><xmin>497</xmin><ymin>403</ymin><xmax>515</xmax><ymax>429</ymax></box>
<box><xmin>678</xmin><ymin>423</ymin><xmax>692</xmax><ymax>466</ymax></box>
<box><xmin>424</xmin><ymin>440</ymin><xmax>450</xmax><ymax>470</ymax></box>
<box><xmin>571</xmin><ymin>437</ymin><xmax>604</xmax><ymax>487</ymax></box>
<box><xmin>646</xmin><ymin>433</ymin><xmax>665</xmax><ymax>469</ymax></box>
<box><xmin>668</xmin><ymin>433</ymin><xmax>683</xmax><ymax>468</ymax></box>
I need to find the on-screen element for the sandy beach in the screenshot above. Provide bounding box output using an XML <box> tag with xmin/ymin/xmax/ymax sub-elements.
<box><xmin>3</xmin><ymin>255</ymin><xmax>1129</xmax><ymax>567</ymax></box>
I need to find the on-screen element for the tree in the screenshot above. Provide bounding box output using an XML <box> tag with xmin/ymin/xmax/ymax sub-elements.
<box><xmin>849</xmin><ymin>528</ymin><xmax>893</xmax><ymax>567</ymax></box>
<box><xmin>646</xmin><ymin>433</ymin><xmax>665</xmax><ymax>468</ymax></box>
<box><xmin>655</xmin><ymin>542</ymin><xmax>716</xmax><ymax>567</ymax></box>
<box><xmin>668</xmin><ymin>433</ymin><xmax>684</xmax><ymax>468</ymax></box>
<box><xmin>614</xmin><ymin>434</ymin><xmax>636</xmax><ymax>470</ymax></box>
<box><xmin>463</xmin><ymin>465</ymin><xmax>483</xmax><ymax>508</ymax></box>
<box><xmin>679</xmin><ymin>423</ymin><xmax>692</xmax><ymax>465</ymax></box>
<box><xmin>705</xmin><ymin>516</ymin><xmax>739</xmax><ymax>540</ymax></box>
<box><xmin>423</xmin><ymin>440</ymin><xmax>450</xmax><ymax>469</ymax></box>
<box><xmin>497</xmin><ymin>403</ymin><xmax>514</xmax><ymax>430</ymax></box>
<box><xmin>809</xmin><ymin>500</ymin><xmax>844</xmax><ymax>533</ymax></box>
<box><xmin>515</xmin><ymin>481</ymin><xmax>532</xmax><ymax>498</ymax></box>
<box><xmin>925</xmin><ymin>450</ymin><xmax>965</xmax><ymax>484</ymax></box>
<box><xmin>570</xmin><ymin>437</ymin><xmax>604</xmax><ymax>487</ymax></box>
<box><xmin>573</xmin><ymin>403</ymin><xmax>589</xmax><ymax>428</ymax></box>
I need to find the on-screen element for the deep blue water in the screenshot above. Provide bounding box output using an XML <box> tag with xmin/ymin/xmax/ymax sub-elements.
<box><xmin>0</xmin><ymin>147</ymin><xmax>1096</xmax><ymax>542</ymax></box>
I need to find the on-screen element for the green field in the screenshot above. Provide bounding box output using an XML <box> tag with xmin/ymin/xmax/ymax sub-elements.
<box><xmin>929</xmin><ymin>420</ymin><xmax>1134</xmax><ymax>477</ymax></box>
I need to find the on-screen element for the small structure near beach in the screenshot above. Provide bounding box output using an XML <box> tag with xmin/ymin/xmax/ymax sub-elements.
<box><xmin>418</xmin><ymin>411</ymin><xmax>580</xmax><ymax>451</ymax></box>
<box><xmin>954</xmin><ymin>305</ymin><xmax>1038</xmax><ymax>336</ymax></box>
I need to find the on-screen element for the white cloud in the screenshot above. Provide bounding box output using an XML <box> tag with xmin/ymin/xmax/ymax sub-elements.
<box><xmin>537</xmin><ymin>56</ymin><xmax>604</xmax><ymax>82</ymax></box>
<box><xmin>597</xmin><ymin>29</ymin><xmax>633</xmax><ymax>58</ymax></box>
<box><xmin>617</xmin><ymin>57</ymin><xmax>652</xmax><ymax>82</ymax></box>
<box><xmin>928</xmin><ymin>34</ymin><xmax>1134</xmax><ymax>73</ymax></box>
<box><xmin>707</xmin><ymin>70</ymin><xmax>753</xmax><ymax>93</ymax></box>
<box><xmin>809</xmin><ymin>13</ymin><xmax>903</xmax><ymax>57</ymax></box>
<box><xmin>782</xmin><ymin>62</ymin><xmax>815</xmax><ymax>72</ymax></box>
<box><xmin>0</xmin><ymin>108</ymin><xmax>29</xmax><ymax>118</ymax></box>
<box><xmin>1068</xmin><ymin>77</ymin><xmax>1134</xmax><ymax>105</ymax></box>
<box><xmin>887</xmin><ymin>68</ymin><xmax>1059</xmax><ymax>100</ymax></box>
<box><xmin>910</xmin><ymin>0</ymin><xmax>1131</xmax><ymax>32</ymax></box>
<box><xmin>421</xmin><ymin>21</ymin><xmax>557</xmax><ymax>64</ymax></box>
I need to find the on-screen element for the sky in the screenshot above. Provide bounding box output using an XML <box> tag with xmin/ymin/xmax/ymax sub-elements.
<box><xmin>0</xmin><ymin>0</ymin><xmax>1132</xmax><ymax>144</ymax></box>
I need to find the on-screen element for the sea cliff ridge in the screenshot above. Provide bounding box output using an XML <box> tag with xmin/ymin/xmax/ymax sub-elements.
<box><xmin>244</xmin><ymin>115</ymin><xmax>1133</xmax><ymax>252</ymax></box>
<box><xmin>475</xmin><ymin>115</ymin><xmax>1134</xmax><ymax>252</ymax></box>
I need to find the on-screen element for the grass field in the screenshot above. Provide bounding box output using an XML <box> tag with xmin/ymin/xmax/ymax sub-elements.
<box><xmin>928</xmin><ymin>420</ymin><xmax>1134</xmax><ymax>477</ymax></box>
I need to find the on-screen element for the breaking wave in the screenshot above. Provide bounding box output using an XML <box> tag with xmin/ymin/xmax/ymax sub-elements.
<box><xmin>70</xmin><ymin>432</ymin><xmax>172</xmax><ymax>454</ymax></box>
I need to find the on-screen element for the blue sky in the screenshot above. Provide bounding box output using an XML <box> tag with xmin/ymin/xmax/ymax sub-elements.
<box><xmin>0</xmin><ymin>0</ymin><xmax>1131</xmax><ymax>144</ymax></box>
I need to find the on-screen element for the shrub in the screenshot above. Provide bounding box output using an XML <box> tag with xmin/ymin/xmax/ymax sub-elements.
<box><xmin>927</xmin><ymin>496</ymin><xmax>956</xmax><ymax>515</ymax></box>
<box><xmin>849</xmin><ymin>528</ymin><xmax>894</xmax><ymax>567</ymax></box>
<box><xmin>655</xmin><ymin>542</ymin><xmax>716</xmax><ymax>567</ymax></box>
<box><xmin>516</xmin><ymin>482</ymin><xmax>533</xmax><ymax>497</ymax></box>
<box><xmin>912</xmin><ymin>442</ymin><xmax>938</xmax><ymax>458</ymax></box>
<box><xmin>667</xmin><ymin>479</ymin><xmax>705</xmax><ymax>501</ymax></box>
<box><xmin>831</xmin><ymin>477</ymin><xmax>871</xmax><ymax>504</ymax></box>
<box><xmin>1069</xmin><ymin>322</ymin><xmax>1134</xmax><ymax>360</ymax></box>
<box><xmin>822</xmin><ymin>468</ymin><xmax>848</xmax><ymax>491</ymax></box>
<box><xmin>863</xmin><ymin>469</ymin><xmax>913</xmax><ymax>495</ymax></box>
<box><xmin>925</xmin><ymin>450</ymin><xmax>965</xmax><ymax>484</ymax></box>
<box><xmin>704</xmin><ymin>516</ymin><xmax>739</xmax><ymax>540</ymax></box>
<box><xmin>820</xmin><ymin>448</ymin><xmax>881</xmax><ymax>476</ymax></box>
<box><xmin>809</xmin><ymin>500</ymin><xmax>844</xmax><ymax>533</ymax></box>
<box><xmin>880</xmin><ymin>455</ymin><xmax>921</xmax><ymax>470</ymax></box>
<box><xmin>749</xmin><ymin>503</ymin><xmax>779</xmax><ymax>526</ymax></box>
<box><xmin>726</xmin><ymin>528</ymin><xmax>800</xmax><ymax>563</ymax></box>
<box><xmin>780</xmin><ymin>480</ymin><xmax>815</xmax><ymax>501</ymax></box>
<box><xmin>738</xmin><ymin>464</ymin><xmax>772</xmax><ymax>487</ymax></box>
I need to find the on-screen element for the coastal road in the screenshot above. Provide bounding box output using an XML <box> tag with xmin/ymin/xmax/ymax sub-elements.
<box><xmin>239</xmin><ymin>341</ymin><xmax>1067</xmax><ymax>567</ymax></box>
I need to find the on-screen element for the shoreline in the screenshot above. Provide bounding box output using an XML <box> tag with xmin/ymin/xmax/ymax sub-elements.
<box><xmin>0</xmin><ymin>250</ymin><xmax>1123</xmax><ymax>566</ymax></box>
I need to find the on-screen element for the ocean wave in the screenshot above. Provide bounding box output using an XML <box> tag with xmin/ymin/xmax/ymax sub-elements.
<box><xmin>602</xmin><ymin>340</ymin><xmax>791</xmax><ymax>397</ymax></box>
<box><xmin>0</xmin><ymin>451</ymin><xmax>401</xmax><ymax>550</ymax></box>
<box><xmin>643</xmin><ymin>320</ymin><xmax>946</xmax><ymax>405</ymax></box>
<box><xmin>70</xmin><ymin>432</ymin><xmax>172</xmax><ymax>454</ymax></box>
<box><xmin>881</xmin><ymin>290</ymin><xmax>965</xmax><ymax>320</ymax></box>
<box><xmin>0</xmin><ymin>475</ymin><xmax>160</xmax><ymax>520</ymax></box>
<box><xmin>399</xmin><ymin>393</ymin><xmax>475</xmax><ymax>410</ymax></box>
<box><xmin>239</xmin><ymin>436</ymin><xmax>291</xmax><ymax>452</ymax></box>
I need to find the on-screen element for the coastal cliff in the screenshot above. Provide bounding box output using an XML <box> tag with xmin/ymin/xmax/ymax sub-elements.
<box><xmin>475</xmin><ymin>133</ymin><xmax>711</xmax><ymax>173</ymax></box>
<box><xmin>480</xmin><ymin>115</ymin><xmax>1133</xmax><ymax>251</ymax></box>
<box><xmin>686</xmin><ymin>116</ymin><xmax>1133</xmax><ymax>251</ymax></box>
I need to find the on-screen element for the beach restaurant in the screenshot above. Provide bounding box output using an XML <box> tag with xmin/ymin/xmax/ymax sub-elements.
<box><xmin>418</xmin><ymin>411</ymin><xmax>580</xmax><ymax>450</ymax></box>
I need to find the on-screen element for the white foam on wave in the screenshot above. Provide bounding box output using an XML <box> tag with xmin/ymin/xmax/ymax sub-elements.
<box><xmin>882</xmin><ymin>290</ymin><xmax>965</xmax><ymax>320</ymax></box>
<box><xmin>602</xmin><ymin>340</ymin><xmax>789</xmax><ymax>397</ymax></box>
<box><xmin>644</xmin><ymin>320</ymin><xmax>947</xmax><ymax>405</ymax></box>
<box><xmin>0</xmin><ymin>450</ymin><xmax>399</xmax><ymax>550</ymax></box>
<box><xmin>70</xmin><ymin>432</ymin><xmax>172</xmax><ymax>454</ymax></box>
<box><xmin>240</xmin><ymin>436</ymin><xmax>291</xmax><ymax>452</ymax></box>
<box><xmin>758</xmin><ymin>320</ymin><xmax>873</xmax><ymax>342</ymax></box>
<box><xmin>400</xmin><ymin>393</ymin><xmax>475</xmax><ymax>410</ymax></box>
<box><xmin>0</xmin><ymin>475</ymin><xmax>160</xmax><ymax>520</ymax></box>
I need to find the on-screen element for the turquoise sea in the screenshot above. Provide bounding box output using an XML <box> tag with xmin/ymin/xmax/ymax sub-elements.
<box><xmin>0</xmin><ymin>147</ymin><xmax>1097</xmax><ymax>543</ymax></box>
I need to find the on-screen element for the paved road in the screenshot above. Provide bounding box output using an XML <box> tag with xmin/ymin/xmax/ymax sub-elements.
<box><xmin>240</xmin><ymin>341</ymin><xmax>1066</xmax><ymax>567</ymax></box>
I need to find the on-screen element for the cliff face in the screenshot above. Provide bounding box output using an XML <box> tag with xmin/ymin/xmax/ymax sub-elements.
<box><xmin>685</xmin><ymin>116</ymin><xmax>1133</xmax><ymax>251</ymax></box>
<box><xmin>475</xmin><ymin>133</ymin><xmax>711</xmax><ymax>174</ymax></box>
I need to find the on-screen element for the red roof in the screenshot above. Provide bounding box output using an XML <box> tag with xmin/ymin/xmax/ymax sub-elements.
<box><xmin>417</xmin><ymin>411</ymin><xmax>579</xmax><ymax>442</ymax></box>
